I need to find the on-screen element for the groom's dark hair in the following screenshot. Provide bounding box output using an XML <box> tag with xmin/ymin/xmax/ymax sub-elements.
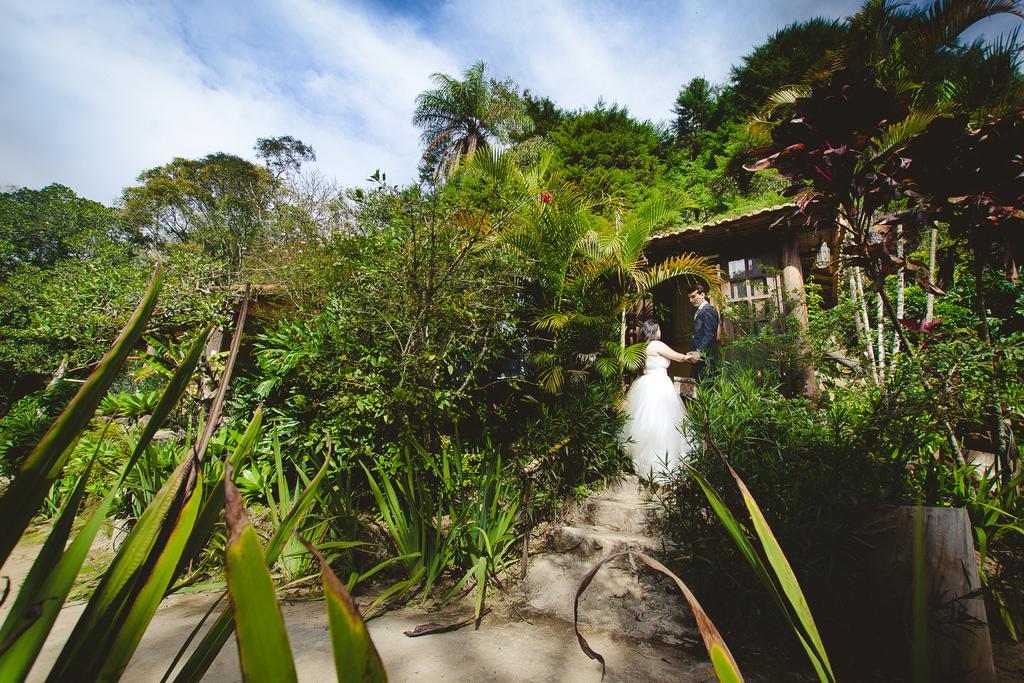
<box><xmin>688</xmin><ymin>283</ymin><xmax>708</xmax><ymax>296</ymax></box>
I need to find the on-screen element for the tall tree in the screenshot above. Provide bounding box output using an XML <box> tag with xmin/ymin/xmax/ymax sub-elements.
<box><xmin>413</xmin><ymin>61</ymin><xmax>531</xmax><ymax>179</ymax></box>
<box><xmin>672</xmin><ymin>77</ymin><xmax>719</xmax><ymax>151</ymax></box>
<box><xmin>0</xmin><ymin>185</ymin><xmax>129</xmax><ymax>277</ymax></box>
<box><xmin>723</xmin><ymin>18</ymin><xmax>848</xmax><ymax>116</ymax></box>
<box><xmin>548</xmin><ymin>103</ymin><xmax>665</xmax><ymax>205</ymax></box>
<box><xmin>120</xmin><ymin>152</ymin><xmax>278</xmax><ymax>268</ymax></box>
<box><xmin>254</xmin><ymin>136</ymin><xmax>316</xmax><ymax>179</ymax></box>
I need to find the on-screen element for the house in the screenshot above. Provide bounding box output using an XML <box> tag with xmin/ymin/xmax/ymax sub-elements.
<box><xmin>640</xmin><ymin>204</ymin><xmax>835</xmax><ymax>385</ymax></box>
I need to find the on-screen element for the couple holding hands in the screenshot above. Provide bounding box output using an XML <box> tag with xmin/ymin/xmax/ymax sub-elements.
<box><xmin>620</xmin><ymin>283</ymin><xmax>719</xmax><ymax>479</ymax></box>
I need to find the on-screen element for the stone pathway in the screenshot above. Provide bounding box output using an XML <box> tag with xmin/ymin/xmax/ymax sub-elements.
<box><xmin>522</xmin><ymin>475</ymin><xmax>697</xmax><ymax>647</ymax></box>
<box><xmin>1</xmin><ymin>478</ymin><xmax>758</xmax><ymax>682</ymax></box>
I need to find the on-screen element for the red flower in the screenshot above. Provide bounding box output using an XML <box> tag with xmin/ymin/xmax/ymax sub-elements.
<box><xmin>540</xmin><ymin>191</ymin><xmax>552</xmax><ymax>204</ymax></box>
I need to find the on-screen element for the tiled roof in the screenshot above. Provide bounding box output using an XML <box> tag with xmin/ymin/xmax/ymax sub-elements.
<box><xmin>648</xmin><ymin>203</ymin><xmax>796</xmax><ymax>243</ymax></box>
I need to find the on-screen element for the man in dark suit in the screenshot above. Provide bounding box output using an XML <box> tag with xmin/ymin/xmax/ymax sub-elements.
<box><xmin>686</xmin><ymin>283</ymin><xmax>719</xmax><ymax>383</ymax></box>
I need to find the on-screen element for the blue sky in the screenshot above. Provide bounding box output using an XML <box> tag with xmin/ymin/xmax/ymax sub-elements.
<box><xmin>0</xmin><ymin>0</ymin><xmax>1019</xmax><ymax>203</ymax></box>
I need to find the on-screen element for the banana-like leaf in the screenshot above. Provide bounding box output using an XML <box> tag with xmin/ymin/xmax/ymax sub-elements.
<box><xmin>0</xmin><ymin>264</ymin><xmax>164</xmax><ymax>567</ymax></box>
<box><xmin>175</xmin><ymin>408</ymin><xmax>264</xmax><ymax>579</ymax></box>
<box><xmin>170</xmin><ymin>457</ymin><xmax>328</xmax><ymax>682</ymax></box>
<box><xmin>727</xmin><ymin>464</ymin><xmax>835</xmax><ymax>682</ymax></box>
<box><xmin>574</xmin><ymin>551</ymin><xmax>743</xmax><ymax>682</ymax></box>
<box><xmin>689</xmin><ymin>466</ymin><xmax>827</xmax><ymax>681</ymax></box>
<box><xmin>224</xmin><ymin>477</ymin><xmax>297</xmax><ymax>683</ymax></box>
<box><xmin>0</xmin><ymin>441</ymin><xmax>105</xmax><ymax>675</ymax></box>
<box><xmin>45</xmin><ymin>455</ymin><xmax>201</xmax><ymax>682</ymax></box>
<box><xmin>299</xmin><ymin>537</ymin><xmax>387</xmax><ymax>682</ymax></box>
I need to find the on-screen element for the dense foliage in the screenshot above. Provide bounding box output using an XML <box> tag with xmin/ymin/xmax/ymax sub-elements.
<box><xmin>1</xmin><ymin>4</ymin><xmax>1022</xmax><ymax>680</ymax></box>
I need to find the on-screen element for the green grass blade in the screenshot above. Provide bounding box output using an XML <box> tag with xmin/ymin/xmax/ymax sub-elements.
<box><xmin>0</xmin><ymin>264</ymin><xmax>164</xmax><ymax>567</ymax></box>
<box><xmin>175</xmin><ymin>408</ymin><xmax>264</xmax><ymax>579</ymax></box>
<box><xmin>728</xmin><ymin>465</ymin><xmax>835</xmax><ymax>682</ymax></box>
<box><xmin>224</xmin><ymin>477</ymin><xmax>297</xmax><ymax>683</ymax></box>
<box><xmin>170</xmin><ymin>458</ymin><xmax>328</xmax><ymax>682</ymax></box>
<box><xmin>299</xmin><ymin>537</ymin><xmax>387</xmax><ymax>682</ymax></box>
<box><xmin>45</xmin><ymin>455</ymin><xmax>195</xmax><ymax>681</ymax></box>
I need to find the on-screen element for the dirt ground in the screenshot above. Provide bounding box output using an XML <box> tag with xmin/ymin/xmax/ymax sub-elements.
<box><xmin>2</xmin><ymin>541</ymin><xmax>722</xmax><ymax>683</ymax></box>
<box><xmin>4</xmin><ymin>541</ymin><xmax>1022</xmax><ymax>682</ymax></box>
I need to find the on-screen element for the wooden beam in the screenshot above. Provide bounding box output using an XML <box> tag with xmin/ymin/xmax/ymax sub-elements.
<box><xmin>781</xmin><ymin>233</ymin><xmax>819</xmax><ymax>397</ymax></box>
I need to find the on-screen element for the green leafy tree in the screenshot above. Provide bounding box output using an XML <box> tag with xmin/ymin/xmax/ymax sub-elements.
<box><xmin>254</xmin><ymin>135</ymin><xmax>316</xmax><ymax>179</ymax></box>
<box><xmin>672</xmin><ymin>77</ymin><xmax>720</xmax><ymax>152</ymax></box>
<box><xmin>722</xmin><ymin>18</ymin><xmax>848</xmax><ymax>117</ymax></box>
<box><xmin>548</xmin><ymin>103</ymin><xmax>665</xmax><ymax>206</ymax></box>
<box><xmin>120</xmin><ymin>152</ymin><xmax>278</xmax><ymax>267</ymax></box>
<box><xmin>512</xmin><ymin>90</ymin><xmax>564</xmax><ymax>142</ymax></box>
<box><xmin>0</xmin><ymin>184</ymin><xmax>133</xmax><ymax>277</ymax></box>
<box><xmin>413</xmin><ymin>60</ymin><xmax>532</xmax><ymax>179</ymax></box>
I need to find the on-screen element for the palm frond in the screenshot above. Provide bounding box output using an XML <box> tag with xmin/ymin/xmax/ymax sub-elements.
<box><xmin>917</xmin><ymin>0</ymin><xmax>1024</xmax><ymax>49</ymax></box>
<box><xmin>633</xmin><ymin>253</ymin><xmax>723</xmax><ymax>295</ymax></box>
<box><xmin>870</xmin><ymin>109</ymin><xmax>942</xmax><ymax>159</ymax></box>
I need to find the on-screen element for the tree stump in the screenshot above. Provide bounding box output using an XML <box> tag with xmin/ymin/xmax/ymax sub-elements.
<box><xmin>854</xmin><ymin>505</ymin><xmax>995</xmax><ymax>682</ymax></box>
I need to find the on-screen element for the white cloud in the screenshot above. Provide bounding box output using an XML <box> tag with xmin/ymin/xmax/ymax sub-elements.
<box><xmin>0</xmin><ymin>0</ymin><xmax>459</xmax><ymax>202</ymax></box>
<box><xmin>0</xmin><ymin>0</ymin><xmax>867</xmax><ymax>203</ymax></box>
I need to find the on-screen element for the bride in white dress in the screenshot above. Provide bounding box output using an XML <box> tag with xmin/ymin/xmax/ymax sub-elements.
<box><xmin>620</xmin><ymin>320</ymin><xmax>695</xmax><ymax>479</ymax></box>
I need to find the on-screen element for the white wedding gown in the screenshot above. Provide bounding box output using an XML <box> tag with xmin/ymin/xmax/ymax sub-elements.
<box><xmin>620</xmin><ymin>352</ymin><xmax>690</xmax><ymax>479</ymax></box>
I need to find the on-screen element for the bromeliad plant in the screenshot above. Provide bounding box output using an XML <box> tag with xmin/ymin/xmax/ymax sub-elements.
<box><xmin>0</xmin><ymin>266</ymin><xmax>388</xmax><ymax>682</ymax></box>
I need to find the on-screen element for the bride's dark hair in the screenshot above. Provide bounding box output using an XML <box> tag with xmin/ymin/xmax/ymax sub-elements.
<box><xmin>640</xmin><ymin>319</ymin><xmax>661</xmax><ymax>342</ymax></box>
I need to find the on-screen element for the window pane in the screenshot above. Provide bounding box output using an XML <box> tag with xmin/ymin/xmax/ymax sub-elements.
<box><xmin>730</xmin><ymin>281</ymin><xmax>747</xmax><ymax>299</ymax></box>
<box><xmin>728</xmin><ymin>259</ymin><xmax>746</xmax><ymax>279</ymax></box>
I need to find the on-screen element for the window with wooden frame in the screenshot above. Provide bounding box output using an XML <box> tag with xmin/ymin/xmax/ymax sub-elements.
<box><xmin>720</xmin><ymin>252</ymin><xmax>781</xmax><ymax>336</ymax></box>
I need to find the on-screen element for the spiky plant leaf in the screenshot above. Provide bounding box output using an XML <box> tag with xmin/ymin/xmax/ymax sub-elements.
<box><xmin>299</xmin><ymin>537</ymin><xmax>387</xmax><ymax>682</ymax></box>
<box><xmin>223</xmin><ymin>476</ymin><xmax>297</xmax><ymax>683</ymax></box>
<box><xmin>575</xmin><ymin>551</ymin><xmax>743</xmax><ymax>681</ymax></box>
<box><xmin>0</xmin><ymin>264</ymin><xmax>164</xmax><ymax>567</ymax></box>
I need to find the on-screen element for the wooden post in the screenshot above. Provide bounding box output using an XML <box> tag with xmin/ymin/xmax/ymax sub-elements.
<box><xmin>856</xmin><ymin>505</ymin><xmax>996</xmax><ymax>682</ymax></box>
<box><xmin>781</xmin><ymin>234</ymin><xmax>819</xmax><ymax>397</ymax></box>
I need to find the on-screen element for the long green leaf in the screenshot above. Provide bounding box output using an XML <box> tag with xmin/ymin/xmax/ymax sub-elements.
<box><xmin>224</xmin><ymin>477</ymin><xmax>297</xmax><ymax>683</ymax></box>
<box><xmin>690</xmin><ymin>466</ymin><xmax>829</xmax><ymax>681</ymax></box>
<box><xmin>45</xmin><ymin>454</ymin><xmax>197</xmax><ymax>682</ymax></box>
<box><xmin>0</xmin><ymin>264</ymin><xmax>164</xmax><ymax>566</ymax></box>
<box><xmin>175</xmin><ymin>408</ymin><xmax>264</xmax><ymax>579</ymax></box>
<box><xmin>299</xmin><ymin>537</ymin><xmax>387</xmax><ymax>682</ymax></box>
<box><xmin>728</xmin><ymin>465</ymin><xmax>835</xmax><ymax>682</ymax></box>
<box><xmin>0</xmin><ymin>485</ymin><xmax>117</xmax><ymax>682</ymax></box>
<box><xmin>170</xmin><ymin>457</ymin><xmax>328</xmax><ymax>682</ymax></box>
<box><xmin>0</xmin><ymin>431</ymin><xmax>103</xmax><ymax>652</ymax></box>
<box><xmin>122</xmin><ymin>325</ymin><xmax>211</xmax><ymax>479</ymax></box>
<box><xmin>0</xmin><ymin>439</ymin><xmax>107</xmax><ymax>678</ymax></box>
<box><xmin>97</xmin><ymin>469</ymin><xmax>202</xmax><ymax>680</ymax></box>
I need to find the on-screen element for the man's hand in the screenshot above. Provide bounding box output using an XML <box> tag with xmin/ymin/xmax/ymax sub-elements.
<box><xmin>683</xmin><ymin>351</ymin><xmax>700</xmax><ymax>363</ymax></box>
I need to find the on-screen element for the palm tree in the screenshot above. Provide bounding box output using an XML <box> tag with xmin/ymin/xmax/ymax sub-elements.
<box><xmin>843</xmin><ymin>0</ymin><xmax>1024</xmax><ymax>114</ymax></box>
<box><xmin>582</xmin><ymin>196</ymin><xmax>723</xmax><ymax>352</ymax></box>
<box><xmin>413</xmin><ymin>61</ymin><xmax>532</xmax><ymax>179</ymax></box>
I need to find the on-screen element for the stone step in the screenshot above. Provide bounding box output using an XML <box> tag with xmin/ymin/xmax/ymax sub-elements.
<box><xmin>522</xmin><ymin>550</ymin><xmax>696</xmax><ymax>643</ymax></box>
<box><xmin>520</xmin><ymin>474</ymin><xmax>695</xmax><ymax>644</ymax></box>
<box><xmin>599</xmin><ymin>475</ymin><xmax>644</xmax><ymax>501</ymax></box>
<box><xmin>549</xmin><ymin>525</ymin><xmax>661</xmax><ymax>558</ymax></box>
<box><xmin>577</xmin><ymin>496</ymin><xmax>654</xmax><ymax>534</ymax></box>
